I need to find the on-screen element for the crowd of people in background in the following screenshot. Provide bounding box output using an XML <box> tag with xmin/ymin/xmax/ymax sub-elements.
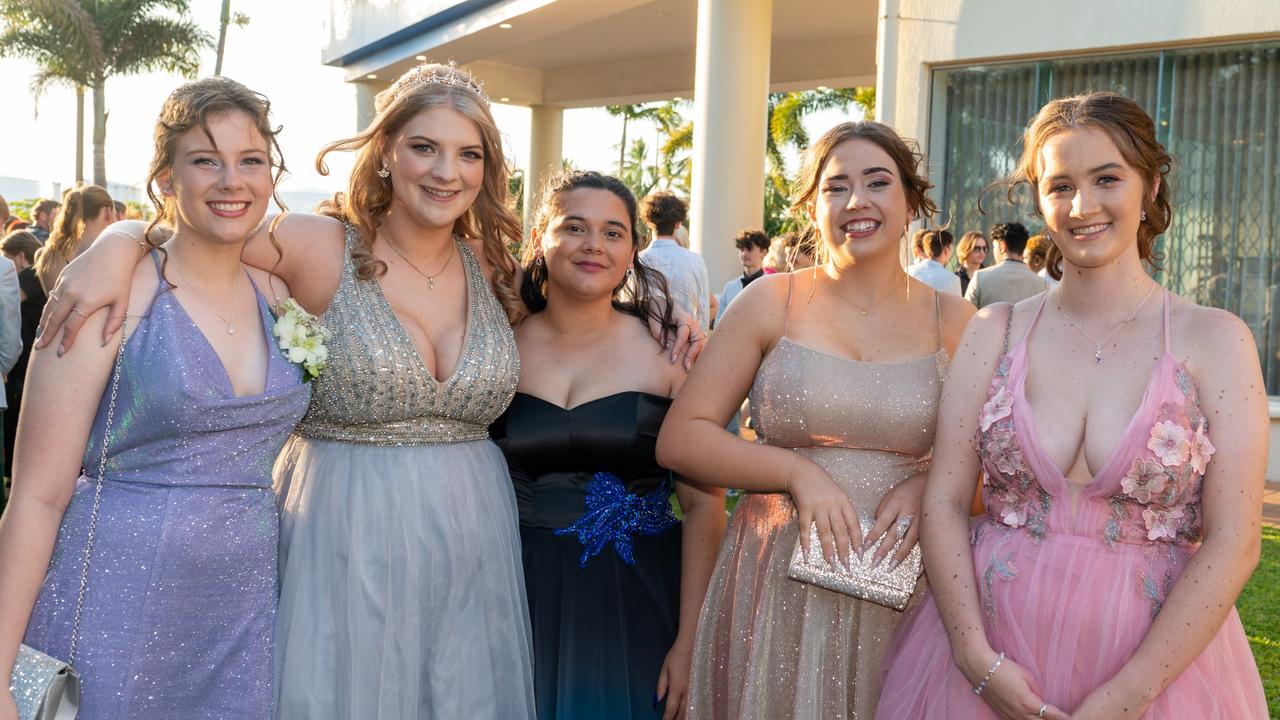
<box><xmin>0</xmin><ymin>62</ymin><xmax>1268</xmax><ymax>720</ymax></box>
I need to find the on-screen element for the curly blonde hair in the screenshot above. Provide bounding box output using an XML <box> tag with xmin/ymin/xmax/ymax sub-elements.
<box><xmin>315</xmin><ymin>63</ymin><xmax>524</xmax><ymax>324</ymax></box>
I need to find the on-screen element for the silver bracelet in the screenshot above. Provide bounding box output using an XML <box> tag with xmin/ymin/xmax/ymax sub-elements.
<box><xmin>972</xmin><ymin>651</ymin><xmax>1005</xmax><ymax>695</ymax></box>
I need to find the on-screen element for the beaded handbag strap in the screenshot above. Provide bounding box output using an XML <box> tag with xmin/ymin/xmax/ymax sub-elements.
<box><xmin>68</xmin><ymin>318</ymin><xmax>128</xmax><ymax>664</ymax></box>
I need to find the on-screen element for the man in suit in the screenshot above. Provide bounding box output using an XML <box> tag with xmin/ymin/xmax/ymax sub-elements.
<box><xmin>964</xmin><ymin>222</ymin><xmax>1047</xmax><ymax>309</ymax></box>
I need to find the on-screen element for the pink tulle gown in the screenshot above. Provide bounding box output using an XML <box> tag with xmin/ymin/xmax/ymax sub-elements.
<box><xmin>876</xmin><ymin>292</ymin><xmax>1267</xmax><ymax>719</ymax></box>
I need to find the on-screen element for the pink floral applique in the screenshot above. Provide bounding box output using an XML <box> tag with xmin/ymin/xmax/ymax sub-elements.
<box><xmin>1147</xmin><ymin>420</ymin><xmax>1190</xmax><ymax>467</ymax></box>
<box><xmin>1142</xmin><ymin>505</ymin><xmax>1186</xmax><ymax>541</ymax></box>
<box><xmin>1188</xmin><ymin>424</ymin><xmax>1215</xmax><ymax>475</ymax></box>
<box><xmin>1120</xmin><ymin>458</ymin><xmax>1169</xmax><ymax>504</ymax></box>
<box><xmin>984</xmin><ymin>426</ymin><xmax>1025</xmax><ymax>478</ymax></box>
<box><xmin>998</xmin><ymin>495</ymin><xmax>1030</xmax><ymax>528</ymax></box>
<box><xmin>980</xmin><ymin>386</ymin><xmax>1014</xmax><ymax>432</ymax></box>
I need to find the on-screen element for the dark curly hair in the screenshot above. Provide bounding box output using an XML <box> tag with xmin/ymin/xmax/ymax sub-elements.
<box><xmin>990</xmin><ymin>222</ymin><xmax>1030</xmax><ymax>255</ymax></box>
<box><xmin>639</xmin><ymin>191</ymin><xmax>688</xmax><ymax>237</ymax></box>
<box><xmin>521</xmin><ymin>170</ymin><xmax>676</xmax><ymax>345</ymax></box>
<box><xmin>733</xmin><ymin>228</ymin><xmax>770</xmax><ymax>252</ymax></box>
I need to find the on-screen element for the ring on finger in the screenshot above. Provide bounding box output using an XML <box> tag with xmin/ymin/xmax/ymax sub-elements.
<box><xmin>1037</xmin><ymin>704</ymin><xmax>1047</xmax><ymax>718</ymax></box>
<box><xmin>895</xmin><ymin>514</ymin><xmax>914</xmax><ymax>538</ymax></box>
<box><xmin>70</xmin><ymin>305</ymin><xmax>88</xmax><ymax>319</ymax></box>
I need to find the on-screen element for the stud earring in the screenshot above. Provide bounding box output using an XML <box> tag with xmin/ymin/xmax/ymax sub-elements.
<box><xmin>377</xmin><ymin>165</ymin><xmax>391</xmax><ymax>179</ymax></box>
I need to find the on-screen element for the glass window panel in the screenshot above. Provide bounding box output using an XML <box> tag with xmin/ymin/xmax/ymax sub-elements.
<box><xmin>932</xmin><ymin>42</ymin><xmax>1280</xmax><ymax>392</ymax></box>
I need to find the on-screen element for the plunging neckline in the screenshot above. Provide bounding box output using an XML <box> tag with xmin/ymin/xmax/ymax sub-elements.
<box><xmin>1006</xmin><ymin>288</ymin><xmax>1183</xmax><ymax>491</ymax></box>
<box><xmin>165</xmin><ymin>276</ymin><xmax>280</xmax><ymax>400</ymax></box>
<box><xmin>370</xmin><ymin>238</ymin><xmax>474</xmax><ymax>387</ymax></box>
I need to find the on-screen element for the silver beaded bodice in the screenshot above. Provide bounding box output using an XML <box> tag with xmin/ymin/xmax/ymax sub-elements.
<box><xmin>295</xmin><ymin>225</ymin><xmax>520</xmax><ymax>445</ymax></box>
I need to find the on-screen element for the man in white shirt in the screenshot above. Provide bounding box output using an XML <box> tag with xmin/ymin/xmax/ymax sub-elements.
<box><xmin>637</xmin><ymin>192</ymin><xmax>712</xmax><ymax>330</ymax></box>
<box><xmin>907</xmin><ymin>229</ymin><xmax>962</xmax><ymax>294</ymax></box>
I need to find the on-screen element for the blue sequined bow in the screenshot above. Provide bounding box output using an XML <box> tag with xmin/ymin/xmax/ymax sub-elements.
<box><xmin>555</xmin><ymin>471</ymin><xmax>679</xmax><ymax>567</ymax></box>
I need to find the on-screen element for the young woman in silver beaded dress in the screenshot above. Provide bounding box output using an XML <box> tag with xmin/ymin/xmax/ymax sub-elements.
<box><xmin>656</xmin><ymin>122</ymin><xmax>975</xmax><ymax>719</ymax></box>
<box><xmin>39</xmin><ymin>63</ymin><xmax>705</xmax><ymax>720</ymax></box>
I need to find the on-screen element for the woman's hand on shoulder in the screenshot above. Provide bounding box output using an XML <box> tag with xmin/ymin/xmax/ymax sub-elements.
<box><xmin>38</xmin><ymin>219</ymin><xmax>154</xmax><ymax>352</ymax></box>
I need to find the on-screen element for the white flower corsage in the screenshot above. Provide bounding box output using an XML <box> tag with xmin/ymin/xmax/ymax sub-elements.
<box><xmin>272</xmin><ymin>298</ymin><xmax>331</xmax><ymax>381</ymax></box>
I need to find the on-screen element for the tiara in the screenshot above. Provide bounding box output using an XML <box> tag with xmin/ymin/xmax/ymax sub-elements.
<box><xmin>391</xmin><ymin>60</ymin><xmax>489</xmax><ymax>105</ymax></box>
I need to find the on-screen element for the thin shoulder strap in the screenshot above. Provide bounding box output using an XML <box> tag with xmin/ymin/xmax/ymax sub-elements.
<box><xmin>782</xmin><ymin>271</ymin><xmax>797</xmax><ymax>337</ymax></box>
<box><xmin>933</xmin><ymin>290</ymin><xmax>943</xmax><ymax>352</ymax></box>
<box><xmin>1000</xmin><ymin>303</ymin><xmax>1015</xmax><ymax>357</ymax></box>
<box><xmin>1161</xmin><ymin>287</ymin><xmax>1171</xmax><ymax>354</ymax></box>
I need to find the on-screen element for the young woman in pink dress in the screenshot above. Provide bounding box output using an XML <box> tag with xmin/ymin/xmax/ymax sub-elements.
<box><xmin>875</xmin><ymin>92</ymin><xmax>1268</xmax><ymax>719</ymax></box>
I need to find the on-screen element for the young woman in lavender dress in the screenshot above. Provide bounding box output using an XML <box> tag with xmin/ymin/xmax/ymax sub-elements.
<box><xmin>0</xmin><ymin>78</ymin><xmax>310</xmax><ymax>719</ymax></box>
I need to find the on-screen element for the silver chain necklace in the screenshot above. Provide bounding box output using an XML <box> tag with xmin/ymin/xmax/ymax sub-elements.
<box><xmin>382</xmin><ymin>230</ymin><xmax>456</xmax><ymax>290</ymax></box>
<box><xmin>1055</xmin><ymin>283</ymin><xmax>1158</xmax><ymax>364</ymax></box>
<box><xmin>170</xmin><ymin>260</ymin><xmax>244</xmax><ymax>335</ymax></box>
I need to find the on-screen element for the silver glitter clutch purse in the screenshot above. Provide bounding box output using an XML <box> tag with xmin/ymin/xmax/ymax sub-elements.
<box><xmin>9</xmin><ymin>645</ymin><xmax>78</xmax><ymax>719</ymax></box>
<box><xmin>9</xmin><ymin>321</ymin><xmax>127</xmax><ymax>720</ymax></box>
<box><xmin>786</xmin><ymin>515</ymin><xmax>923</xmax><ymax>611</ymax></box>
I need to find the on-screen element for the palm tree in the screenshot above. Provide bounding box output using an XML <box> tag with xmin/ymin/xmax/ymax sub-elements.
<box><xmin>604</xmin><ymin>103</ymin><xmax>663</xmax><ymax>175</ymax></box>
<box><xmin>0</xmin><ymin>0</ymin><xmax>210</xmax><ymax>187</ymax></box>
<box><xmin>213</xmin><ymin>0</ymin><xmax>249</xmax><ymax>76</ymax></box>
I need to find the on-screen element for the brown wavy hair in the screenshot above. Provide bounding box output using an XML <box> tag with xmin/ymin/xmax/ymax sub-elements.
<box><xmin>33</xmin><ymin>184</ymin><xmax>113</xmax><ymax>290</ymax></box>
<box><xmin>998</xmin><ymin>92</ymin><xmax>1172</xmax><ymax>280</ymax></box>
<box><xmin>315</xmin><ymin>63</ymin><xmax>524</xmax><ymax>323</ymax></box>
<box><xmin>790</xmin><ymin>121</ymin><xmax>938</xmax><ymax>263</ymax></box>
<box><xmin>145</xmin><ymin>76</ymin><xmax>288</xmax><ymax>281</ymax></box>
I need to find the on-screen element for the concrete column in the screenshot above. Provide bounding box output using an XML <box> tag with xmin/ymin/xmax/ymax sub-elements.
<box><xmin>689</xmin><ymin>0</ymin><xmax>772</xmax><ymax>290</ymax></box>
<box><xmin>524</xmin><ymin>104</ymin><xmax>564</xmax><ymax>232</ymax></box>
<box><xmin>874</xmin><ymin>0</ymin><xmax>899</xmax><ymax>125</ymax></box>
<box><xmin>355</xmin><ymin>82</ymin><xmax>377</xmax><ymax>131</ymax></box>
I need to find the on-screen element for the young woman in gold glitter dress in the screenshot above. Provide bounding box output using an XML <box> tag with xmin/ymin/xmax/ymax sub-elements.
<box><xmin>657</xmin><ymin>122</ymin><xmax>975</xmax><ymax>719</ymax></box>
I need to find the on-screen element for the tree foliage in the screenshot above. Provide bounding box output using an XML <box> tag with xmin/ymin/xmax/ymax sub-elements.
<box><xmin>601</xmin><ymin>88</ymin><xmax>870</xmax><ymax>237</ymax></box>
<box><xmin>0</xmin><ymin>0</ymin><xmax>211</xmax><ymax>186</ymax></box>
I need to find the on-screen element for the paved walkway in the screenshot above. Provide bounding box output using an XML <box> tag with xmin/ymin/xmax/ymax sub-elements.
<box><xmin>1265</xmin><ymin>481</ymin><xmax>1280</xmax><ymax>528</ymax></box>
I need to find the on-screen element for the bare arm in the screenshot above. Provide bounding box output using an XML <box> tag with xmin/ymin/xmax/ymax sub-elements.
<box><xmin>1072</xmin><ymin>309</ymin><xmax>1267</xmax><ymax>719</ymax></box>
<box><xmin>920</xmin><ymin>304</ymin><xmax>1065</xmax><ymax>719</ymax></box>
<box><xmin>656</xmin><ymin>274</ymin><xmax>860</xmax><ymax>565</ymax></box>
<box><xmin>0</xmin><ymin>305</ymin><xmax>121</xmax><ymax>682</ymax></box>
<box><xmin>657</xmin><ymin>477</ymin><xmax>726</xmax><ymax>720</ymax></box>
<box><xmin>37</xmin><ymin>213</ymin><xmax>344</xmax><ymax>353</ymax></box>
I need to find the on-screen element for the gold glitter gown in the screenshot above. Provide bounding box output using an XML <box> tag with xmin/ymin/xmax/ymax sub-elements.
<box><xmin>272</xmin><ymin>227</ymin><xmax>534</xmax><ymax>719</ymax></box>
<box><xmin>687</xmin><ymin>283</ymin><xmax>948</xmax><ymax>720</ymax></box>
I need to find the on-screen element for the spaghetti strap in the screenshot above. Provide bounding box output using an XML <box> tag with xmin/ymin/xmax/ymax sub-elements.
<box><xmin>933</xmin><ymin>290</ymin><xmax>943</xmax><ymax>352</ymax></box>
<box><xmin>1010</xmin><ymin>293</ymin><xmax>1052</xmax><ymax>351</ymax></box>
<box><xmin>1161</xmin><ymin>288</ymin><xmax>1171</xmax><ymax>354</ymax></box>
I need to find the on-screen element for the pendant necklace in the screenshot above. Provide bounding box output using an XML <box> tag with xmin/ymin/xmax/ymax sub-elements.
<box><xmin>826</xmin><ymin>271</ymin><xmax>908</xmax><ymax>316</ymax></box>
<box><xmin>383</xmin><ymin>230</ymin><xmax>456</xmax><ymax>290</ymax></box>
<box><xmin>1056</xmin><ymin>282</ymin><xmax>1157</xmax><ymax>364</ymax></box>
<box><xmin>170</xmin><ymin>260</ymin><xmax>243</xmax><ymax>335</ymax></box>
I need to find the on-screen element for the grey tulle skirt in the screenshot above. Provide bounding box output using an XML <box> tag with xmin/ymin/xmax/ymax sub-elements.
<box><xmin>272</xmin><ymin>435</ymin><xmax>535</xmax><ymax>720</ymax></box>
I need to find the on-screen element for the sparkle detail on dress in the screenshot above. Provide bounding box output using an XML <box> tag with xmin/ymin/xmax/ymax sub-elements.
<box><xmin>295</xmin><ymin>224</ymin><xmax>520</xmax><ymax>445</ymax></box>
<box><xmin>554</xmin><ymin>472</ymin><xmax>679</xmax><ymax>567</ymax></box>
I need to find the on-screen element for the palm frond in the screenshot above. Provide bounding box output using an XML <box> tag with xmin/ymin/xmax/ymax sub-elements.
<box><xmin>107</xmin><ymin>16</ymin><xmax>209</xmax><ymax>76</ymax></box>
<box><xmin>0</xmin><ymin>0</ymin><xmax>104</xmax><ymax>71</ymax></box>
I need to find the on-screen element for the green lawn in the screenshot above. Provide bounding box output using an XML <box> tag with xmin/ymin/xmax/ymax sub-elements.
<box><xmin>1240</xmin><ymin>525</ymin><xmax>1279</xmax><ymax>718</ymax></box>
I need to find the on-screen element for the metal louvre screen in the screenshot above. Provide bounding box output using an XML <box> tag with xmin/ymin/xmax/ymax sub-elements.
<box><xmin>933</xmin><ymin>42</ymin><xmax>1280</xmax><ymax>393</ymax></box>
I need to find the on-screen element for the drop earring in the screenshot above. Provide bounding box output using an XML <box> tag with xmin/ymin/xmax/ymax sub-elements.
<box><xmin>377</xmin><ymin>164</ymin><xmax>391</xmax><ymax>179</ymax></box>
<box><xmin>1140</xmin><ymin>210</ymin><xmax>1147</xmax><ymax>222</ymax></box>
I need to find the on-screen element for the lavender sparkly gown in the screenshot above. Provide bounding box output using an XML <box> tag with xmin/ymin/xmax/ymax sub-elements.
<box><xmin>22</xmin><ymin>254</ymin><xmax>311</xmax><ymax>719</ymax></box>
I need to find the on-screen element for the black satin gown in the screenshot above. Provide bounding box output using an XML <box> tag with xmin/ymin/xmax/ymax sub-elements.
<box><xmin>491</xmin><ymin>391</ymin><xmax>683</xmax><ymax>720</ymax></box>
